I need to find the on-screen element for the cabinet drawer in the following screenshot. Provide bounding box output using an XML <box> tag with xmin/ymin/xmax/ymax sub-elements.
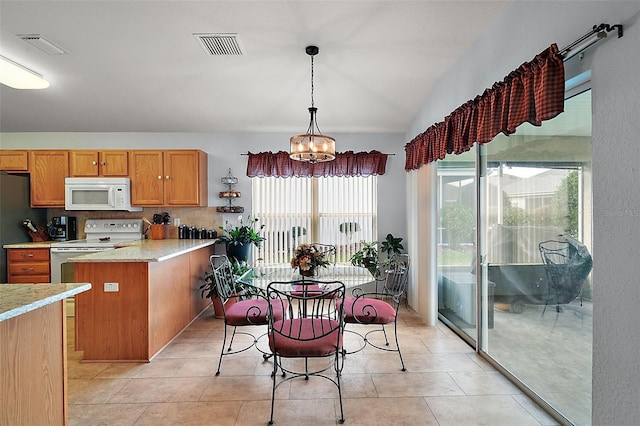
<box><xmin>7</xmin><ymin>274</ymin><xmax>51</xmax><ymax>284</ymax></box>
<box><xmin>8</xmin><ymin>248</ymin><xmax>50</xmax><ymax>262</ymax></box>
<box><xmin>9</xmin><ymin>262</ymin><xmax>50</xmax><ymax>276</ymax></box>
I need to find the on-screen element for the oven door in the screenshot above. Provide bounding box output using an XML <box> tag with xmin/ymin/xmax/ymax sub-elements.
<box><xmin>50</xmin><ymin>247</ymin><xmax>113</xmax><ymax>283</ymax></box>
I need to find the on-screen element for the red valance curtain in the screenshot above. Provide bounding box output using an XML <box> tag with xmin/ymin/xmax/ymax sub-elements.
<box><xmin>246</xmin><ymin>150</ymin><xmax>388</xmax><ymax>178</ymax></box>
<box><xmin>405</xmin><ymin>43</ymin><xmax>565</xmax><ymax>171</ymax></box>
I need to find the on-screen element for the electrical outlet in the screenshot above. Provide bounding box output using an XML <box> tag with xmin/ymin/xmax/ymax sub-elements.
<box><xmin>104</xmin><ymin>282</ymin><xmax>119</xmax><ymax>292</ymax></box>
<box><xmin>174</xmin><ymin>217</ymin><xmax>181</xmax><ymax>226</ymax></box>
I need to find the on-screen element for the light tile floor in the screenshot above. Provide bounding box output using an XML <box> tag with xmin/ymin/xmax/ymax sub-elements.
<box><xmin>67</xmin><ymin>306</ymin><xmax>558</xmax><ymax>425</ymax></box>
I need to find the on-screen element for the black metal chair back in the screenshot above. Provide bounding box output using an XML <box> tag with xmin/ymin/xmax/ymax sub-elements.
<box><xmin>266</xmin><ymin>279</ymin><xmax>346</xmax><ymax>424</ymax></box>
<box><xmin>538</xmin><ymin>239</ymin><xmax>592</xmax><ymax>309</ymax></box>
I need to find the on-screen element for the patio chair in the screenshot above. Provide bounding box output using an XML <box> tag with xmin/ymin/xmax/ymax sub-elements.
<box><xmin>538</xmin><ymin>237</ymin><xmax>592</xmax><ymax>316</ymax></box>
<box><xmin>266</xmin><ymin>279</ymin><xmax>346</xmax><ymax>425</ymax></box>
<box><xmin>341</xmin><ymin>254</ymin><xmax>410</xmax><ymax>371</ymax></box>
<box><xmin>209</xmin><ymin>255</ymin><xmax>287</xmax><ymax>376</ymax></box>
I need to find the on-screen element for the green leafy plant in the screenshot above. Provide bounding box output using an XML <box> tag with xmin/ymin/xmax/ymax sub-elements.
<box><xmin>217</xmin><ymin>215</ymin><xmax>265</xmax><ymax>248</ymax></box>
<box><xmin>199</xmin><ymin>257</ymin><xmax>254</xmax><ymax>300</ymax></box>
<box><xmin>441</xmin><ymin>205</ymin><xmax>474</xmax><ymax>250</ymax></box>
<box><xmin>380</xmin><ymin>233</ymin><xmax>404</xmax><ymax>258</ymax></box>
<box><xmin>350</xmin><ymin>234</ymin><xmax>404</xmax><ymax>278</ymax></box>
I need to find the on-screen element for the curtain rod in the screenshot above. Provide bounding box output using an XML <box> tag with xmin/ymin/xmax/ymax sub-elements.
<box><xmin>240</xmin><ymin>152</ymin><xmax>395</xmax><ymax>156</ymax></box>
<box><xmin>559</xmin><ymin>23</ymin><xmax>623</xmax><ymax>61</ymax></box>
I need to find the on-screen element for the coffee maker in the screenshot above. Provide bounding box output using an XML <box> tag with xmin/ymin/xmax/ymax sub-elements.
<box><xmin>50</xmin><ymin>216</ymin><xmax>77</xmax><ymax>241</ymax></box>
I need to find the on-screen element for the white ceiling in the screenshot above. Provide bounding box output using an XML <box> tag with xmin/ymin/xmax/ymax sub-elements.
<box><xmin>0</xmin><ymin>1</ymin><xmax>511</xmax><ymax>134</ymax></box>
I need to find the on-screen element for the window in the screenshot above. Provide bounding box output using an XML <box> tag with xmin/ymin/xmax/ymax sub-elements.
<box><xmin>253</xmin><ymin>176</ymin><xmax>377</xmax><ymax>264</ymax></box>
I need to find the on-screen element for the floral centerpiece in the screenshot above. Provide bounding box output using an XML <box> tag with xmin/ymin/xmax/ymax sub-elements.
<box><xmin>291</xmin><ymin>243</ymin><xmax>331</xmax><ymax>276</ymax></box>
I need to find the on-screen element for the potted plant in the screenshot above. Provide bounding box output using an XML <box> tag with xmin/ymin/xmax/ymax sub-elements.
<box><xmin>349</xmin><ymin>240</ymin><xmax>380</xmax><ymax>277</ymax></box>
<box><xmin>290</xmin><ymin>243</ymin><xmax>331</xmax><ymax>277</ymax></box>
<box><xmin>380</xmin><ymin>233</ymin><xmax>404</xmax><ymax>259</ymax></box>
<box><xmin>200</xmin><ymin>257</ymin><xmax>254</xmax><ymax>318</ymax></box>
<box><xmin>217</xmin><ymin>215</ymin><xmax>265</xmax><ymax>262</ymax></box>
<box><xmin>350</xmin><ymin>234</ymin><xmax>404</xmax><ymax>278</ymax></box>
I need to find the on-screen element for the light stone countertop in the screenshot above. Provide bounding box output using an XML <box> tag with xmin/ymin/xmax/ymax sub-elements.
<box><xmin>3</xmin><ymin>241</ymin><xmax>55</xmax><ymax>249</ymax></box>
<box><xmin>0</xmin><ymin>283</ymin><xmax>92</xmax><ymax>322</ymax></box>
<box><xmin>67</xmin><ymin>238</ymin><xmax>217</xmax><ymax>263</ymax></box>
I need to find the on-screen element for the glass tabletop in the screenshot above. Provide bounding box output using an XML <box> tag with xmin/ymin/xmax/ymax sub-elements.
<box><xmin>238</xmin><ymin>264</ymin><xmax>376</xmax><ymax>291</ymax></box>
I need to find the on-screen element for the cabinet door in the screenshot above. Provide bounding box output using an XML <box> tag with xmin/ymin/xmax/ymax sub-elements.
<box><xmin>130</xmin><ymin>150</ymin><xmax>164</xmax><ymax>205</ymax></box>
<box><xmin>164</xmin><ymin>150</ymin><xmax>207</xmax><ymax>206</ymax></box>
<box><xmin>0</xmin><ymin>150</ymin><xmax>29</xmax><ymax>171</ymax></box>
<box><xmin>70</xmin><ymin>150</ymin><xmax>100</xmax><ymax>176</ymax></box>
<box><xmin>100</xmin><ymin>150</ymin><xmax>129</xmax><ymax>176</ymax></box>
<box><xmin>30</xmin><ymin>151</ymin><xmax>69</xmax><ymax>207</ymax></box>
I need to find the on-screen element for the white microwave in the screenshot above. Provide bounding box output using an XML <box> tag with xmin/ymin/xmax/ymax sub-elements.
<box><xmin>65</xmin><ymin>177</ymin><xmax>142</xmax><ymax>212</ymax></box>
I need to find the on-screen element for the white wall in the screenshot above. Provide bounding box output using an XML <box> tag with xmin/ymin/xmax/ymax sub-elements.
<box><xmin>0</xmin><ymin>131</ymin><xmax>408</xmax><ymax>243</ymax></box>
<box><xmin>406</xmin><ymin>1</ymin><xmax>640</xmax><ymax>424</ymax></box>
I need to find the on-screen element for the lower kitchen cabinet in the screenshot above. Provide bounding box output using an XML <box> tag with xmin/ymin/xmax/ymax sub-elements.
<box><xmin>7</xmin><ymin>248</ymin><xmax>51</xmax><ymax>283</ymax></box>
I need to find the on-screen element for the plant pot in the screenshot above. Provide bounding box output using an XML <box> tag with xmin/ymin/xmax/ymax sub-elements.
<box><xmin>300</xmin><ymin>267</ymin><xmax>317</xmax><ymax>277</ymax></box>
<box><xmin>226</xmin><ymin>243</ymin><xmax>252</xmax><ymax>263</ymax></box>
<box><xmin>211</xmin><ymin>296</ymin><xmax>237</xmax><ymax>319</ymax></box>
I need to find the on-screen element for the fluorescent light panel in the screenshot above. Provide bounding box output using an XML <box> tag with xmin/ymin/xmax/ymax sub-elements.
<box><xmin>0</xmin><ymin>56</ymin><xmax>50</xmax><ymax>89</ymax></box>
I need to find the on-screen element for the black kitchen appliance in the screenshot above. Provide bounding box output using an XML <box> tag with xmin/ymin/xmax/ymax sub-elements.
<box><xmin>50</xmin><ymin>216</ymin><xmax>77</xmax><ymax>241</ymax></box>
<box><xmin>0</xmin><ymin>172</ymin><xmax>48</xmax><ymax>283</ymax></box>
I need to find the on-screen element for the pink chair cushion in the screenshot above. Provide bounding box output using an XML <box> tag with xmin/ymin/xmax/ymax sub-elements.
<box><xmin>341</xmin><ymin>297</ymin><xmax>396</xmax><ymax>324</ymax></box>
<box><xmin>225</xmin><ymin>299</ymin><xmax>286</xmax><ymax>327</ymax></box>
<box><xmin>269</xmin><ymin>318</ymin><xmax>342</xmax><ymax>357</ymax></box>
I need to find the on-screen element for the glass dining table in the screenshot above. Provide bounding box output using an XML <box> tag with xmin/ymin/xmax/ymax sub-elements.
<box><xmin>237</xmin><ymin>264</ymin><xmax>377</xmax><ymax>293</ymax></box>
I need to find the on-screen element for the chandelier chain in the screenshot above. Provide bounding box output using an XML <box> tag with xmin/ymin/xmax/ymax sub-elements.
<box><xmin>310</xmin><ymin>54</ymin><xmax>315</xmax><ymax>109</ymax></box>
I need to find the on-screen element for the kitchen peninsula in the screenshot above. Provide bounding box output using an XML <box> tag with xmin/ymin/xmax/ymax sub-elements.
<box><xmin>71</xmin><ymin>239</ymin><xmax>215</xmax><ymax>362</ymax></box>
<box><xmin>1</xmin><ymin>283</ymin><xmax>91</xmax><ymax>425</ymax></box>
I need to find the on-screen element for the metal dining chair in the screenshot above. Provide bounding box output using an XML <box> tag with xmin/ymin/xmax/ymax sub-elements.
<box><xmin>266</xmin><ymin>279</ymin><xmax>346</xmax><ymax>425</ymax></box>
<box><xmin>341</xmin><ymin>254</ymin><xmax>410</xmax><ymax>371</ymax></box>
<box><xmin>209</xmin><ymin>255</ymin><xmax>286</xmax><ymax>376</ymax></box>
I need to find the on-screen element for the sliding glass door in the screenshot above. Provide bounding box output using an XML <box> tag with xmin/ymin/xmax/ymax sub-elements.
<box><xmin>437</xmin><ymin>88</ymin><xmax>593</xmax><ymax>424</ymax></box>
<box><xmin>478</xmin><ymin>89</ymin><xmax>593</xmax><ymax>424</ymax></box>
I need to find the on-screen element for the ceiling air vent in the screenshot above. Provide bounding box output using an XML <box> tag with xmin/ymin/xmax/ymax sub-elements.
<box><xmin>193</xmin><ymin>33</ymin><xmax>243</xmax><ymax>56</ymax></box>
<box><xmin>17</xmin><ymin>34</ymin><xmax>67</xmax><ymax>55</ymax></box>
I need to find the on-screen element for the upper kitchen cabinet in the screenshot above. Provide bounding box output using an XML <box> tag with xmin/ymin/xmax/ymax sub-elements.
<box><xmin>69</xmin><ymin>150</ymin><xmax>129</xmax><ymax>177</ymax></box>
<box><xmin>0</xmin><ymin>150</ymin><xmax>29</xmax><ymax>172</ymax></box>
<box><xmin>29</xmin><ymin>151</ymin><xmax>69</xmax><ymax>207</ymax></box>
<box><xmin>130</xmin><ymin>150</ymin><xmax>208</xmax><ymax>206</ymax></box>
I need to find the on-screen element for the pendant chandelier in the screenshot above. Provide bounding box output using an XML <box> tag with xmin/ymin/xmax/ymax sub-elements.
<box><xmin>289</xmin><ymin>45</ymin><xmax>336</xmax><ymax>163</ymax></box>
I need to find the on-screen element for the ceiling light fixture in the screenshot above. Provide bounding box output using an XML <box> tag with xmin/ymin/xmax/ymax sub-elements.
<box><xmin>290</xmin><ymin>45</ymin><xmax>335</xmax><ymax>163</ymax></box>
<box><xmin>0</xmin><ymin>56</ymin><xmax>50</xmax><ymax>89</ymax></box>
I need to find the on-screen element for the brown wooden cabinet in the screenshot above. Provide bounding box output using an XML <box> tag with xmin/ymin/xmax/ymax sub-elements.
<box><xmin>130</xmin><ymin>150</ymin><xmax>207</xmax><ymax>206</ymax></box>
<box><xmin>0</xmin><ymin>150</ymin><xmax>29</xmax><ymax>171</ymax></box>
<box><xmin>69</xmin><ymin>150</ymin><xmax>129</xmax><ymax>177</ymax></box>
<box><xmin>7</xmin><ymin>248</ymin><xmax>51</xmax><ymax>283</ymax></box>
<box><xmin>29</xmin><ymin>151</ymin><xmax>69</xmax><ymax>207</ymax></box>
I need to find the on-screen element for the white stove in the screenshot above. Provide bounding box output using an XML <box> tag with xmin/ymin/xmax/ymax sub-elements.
<box><xmin>50</xmin><ymin>219</ymin><xmax>144</xmax><ymax>283</ymax></box>
<box><xmin>51</xmin><ymin>218</ymin><xmax>144</xmax><ymax>250</ymax></box>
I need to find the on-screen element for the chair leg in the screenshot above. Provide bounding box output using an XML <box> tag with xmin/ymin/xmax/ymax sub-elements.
<box><xmin>227</xmin><ymin>326</ymin><xmax>238</xmax><ymax>352</ymax></box>
<box><xmin>269</xmin><ymin>355</ymin><xmax>277</xmax><ymax>425</ymax></box>
<box><xmin>335</xmin><ymin>351</ymin><xmax>345</xmax><ymax>423</ymax></box>
<box><xmin>392</xmin><ymin>322</ymin><xmax>406</xmax><ymax>372</ymax></box>
<box><xmin>216</xmin><ymin>324</ymin><xmax>230</xmax><ymax>376</ymax></box>
<box><xmin>381</xmin><ymin>324</ymin><xmax>391</xmax><ymax>346</ymax></box>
